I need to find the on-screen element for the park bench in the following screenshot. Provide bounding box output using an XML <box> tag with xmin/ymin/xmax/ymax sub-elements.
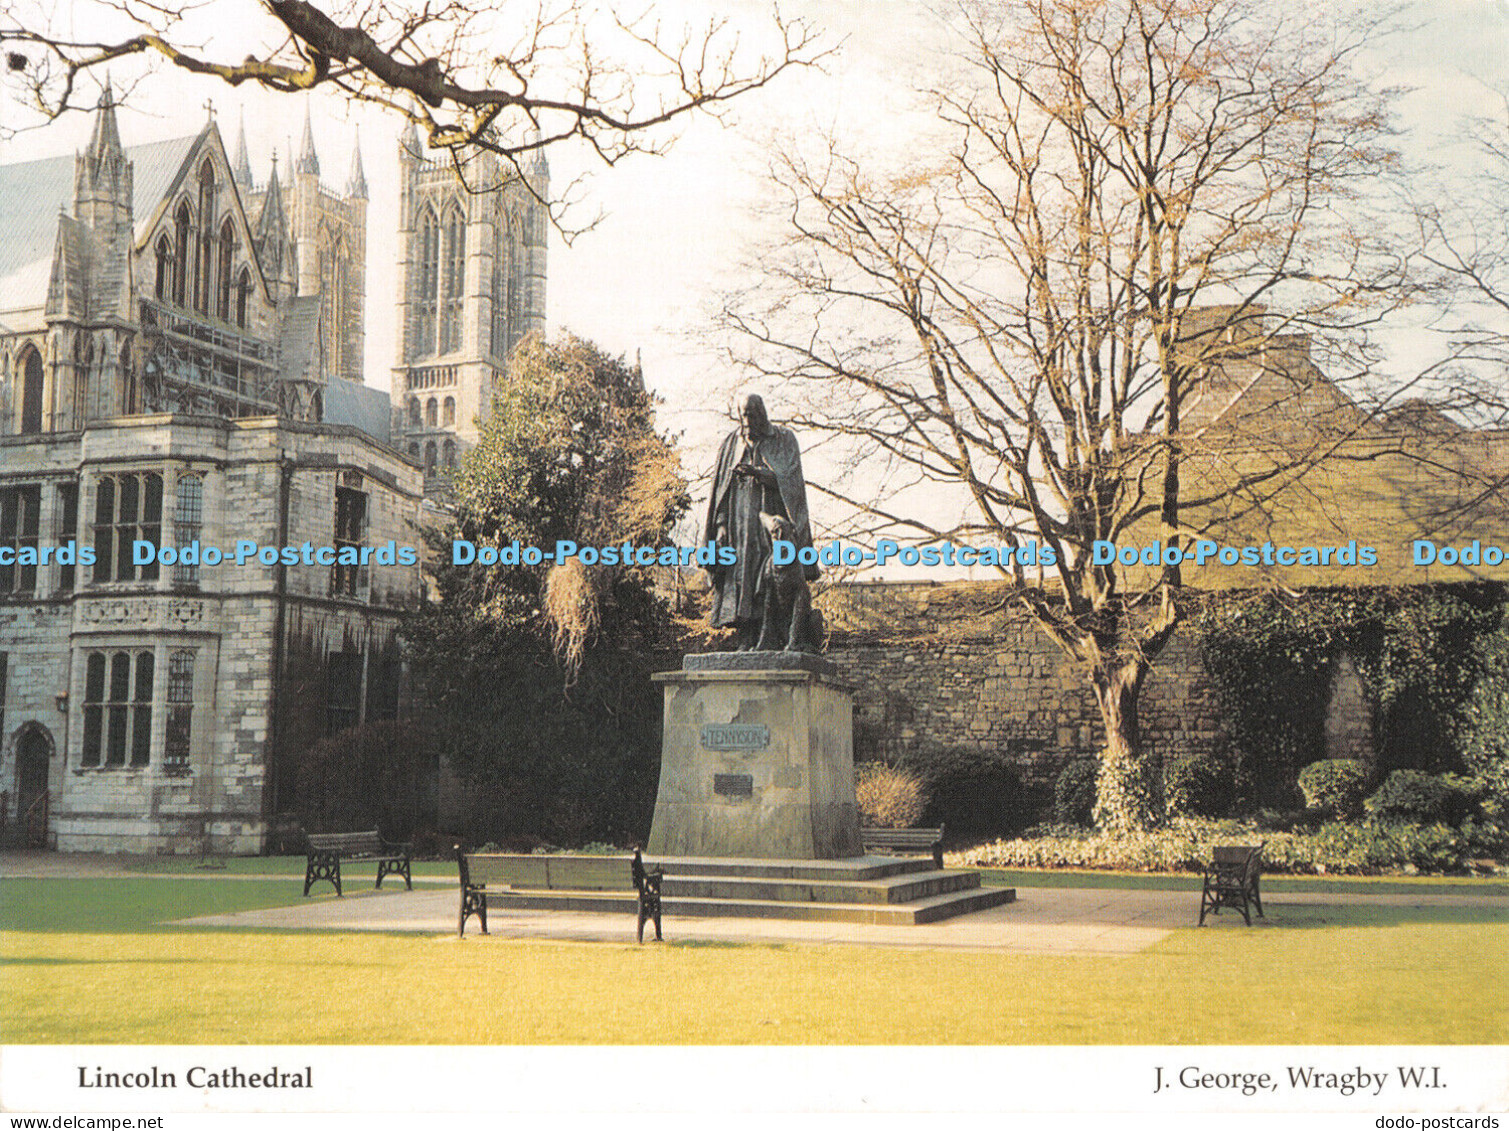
<box><xmin>456</xmin><ymin>848</ymin><xmax>663</xmax><ymax>942</ymax></box>
<box><xmin>862</xmin><ymin>825</ymin><xmax>946</xmax><ymax>869</ymax></box>
<box><xmin>1198</xmin><ymin>843</ymin><xmax>1265</xmax><ymax>926</ymax></box>
<box><xmin>302</xmin><ymin>830</ymin><xmax>413</xmax><ymax>897</ymax></box>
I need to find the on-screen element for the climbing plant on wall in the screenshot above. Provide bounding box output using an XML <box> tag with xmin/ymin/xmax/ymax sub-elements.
<box><xmin>1194</xmin><ymin>585</ymin><xmax>1504</xmax><ymax>809</ymax></box>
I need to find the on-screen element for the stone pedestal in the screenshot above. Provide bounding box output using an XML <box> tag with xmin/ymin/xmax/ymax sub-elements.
<box><xmin>647</xmin><ymin>653</ymin><xmax>862</xmax><ymax>859</ymax></box>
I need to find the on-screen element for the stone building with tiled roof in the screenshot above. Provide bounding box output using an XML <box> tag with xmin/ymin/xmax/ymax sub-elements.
<box><xmin>0</xmin><ymin>92</ymin><xmax>423</xmax><ymax>853</ymax></box>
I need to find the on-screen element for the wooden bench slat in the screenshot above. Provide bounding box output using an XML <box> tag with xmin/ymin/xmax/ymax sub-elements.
<box><xmin>303</xmin><ymin>830</ymin><xmax>412</xmax><ymax>897</ymax></box>
<box><xmin>547</xmin><ymin>857</ymin><xmax>634</xmax><ymax>891</ymax></box>
<box><xmin>861</xmin><ymin>825</ymin><xmax>945</xmax><ymax>868</ymax></box>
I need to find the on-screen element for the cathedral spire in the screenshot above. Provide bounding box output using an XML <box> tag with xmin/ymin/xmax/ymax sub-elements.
<box><xmin>399</xmin><ymin>118</ymin><xmax>422</xmax><ymax>162</ymax></box>
<box><xmin>85</xmin><ymin>79</ymin><xmax>123</xmax><ymax>168</ymax></box>
<box><xmin>74</xmin><ymin>79</ymin><xmax>132</xmax><ymax>233</ymax></box>
<box><xmin>232</xmin><ymin>108</ymin><xmax>254</xmax><ymax>188</ymax></box>
<box><xmin>296</xmin><ymin>104</ymin><xmax>320</xmax><ymax>176</ymax></box>
<box><xmin>345</xmin><ymin>127</ymin><xmax>368</xmax><ymax>199</ymax></box>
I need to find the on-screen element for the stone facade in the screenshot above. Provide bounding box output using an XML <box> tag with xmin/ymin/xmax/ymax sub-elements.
<box><xmin>0</xmin><ymin>94</ymin><xmax>421</xmax><ymax>853</ymax></box>
<box><xmin>390</xmin><ymin>124</ymin><xmax>548</xmax><ymax>488</ymax></box>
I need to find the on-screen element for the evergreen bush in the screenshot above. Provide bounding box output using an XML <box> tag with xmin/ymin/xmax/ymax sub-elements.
<box><xmin>1364</xmin><ymin>770</ymin><xmax>1454</xmax><ymax>821</ymax></box>
<box><xmin>1052</xmin><ymin>758</ymin><xmax>1098</xmax><ymax>826</ymax></box>
<box><xmin>1297</xmin><ymin>758</ymin><xmax>1369</xmax><ymax>816</ymax></box>
<box><xmin>1164</xmin><ymin>753</ymin><xmax>1235</xmax><ymax>817</ymax></box>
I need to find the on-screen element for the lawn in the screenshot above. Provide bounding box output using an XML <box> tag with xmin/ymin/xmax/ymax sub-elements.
<box><xmin>2</xmin><ymin>874</ymin><xmax>1505</xmax><ymax>1044</ymax></box>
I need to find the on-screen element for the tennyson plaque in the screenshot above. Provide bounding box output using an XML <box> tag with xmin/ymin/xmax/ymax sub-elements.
<box><xmin>700</xmin><ymin>723</ymin><xmax>770</xmax><ymax>752</ymax></box>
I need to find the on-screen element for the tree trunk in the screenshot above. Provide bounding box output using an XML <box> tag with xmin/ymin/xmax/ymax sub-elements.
<box><xmin>1091</xmin><ymin>662</ymin><xmax>1164</xmax><ymax>833</ymax></box>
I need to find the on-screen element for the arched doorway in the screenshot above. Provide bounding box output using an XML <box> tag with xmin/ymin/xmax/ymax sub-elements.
<box><xmin>15</xmin><ymin>724</ymin><xmax>53</xmax><ymax>848</ymax></box>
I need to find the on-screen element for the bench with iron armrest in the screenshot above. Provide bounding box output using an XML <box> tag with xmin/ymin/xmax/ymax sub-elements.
<box><xmin>861</xmin><ymin>825</ymin><xmax>946</xmax><ymax>869</ymax></box>
<box><xmin>1198</xmin><ymin>843</ymin><xmax>1265</xmax><ymax>926</ymax></box>
<box><xmin>457</xmin><ymin>848</ymin><xmax>664</xmax><ymax>942</ymax></box>
<box><xmin>303</xmin><ymin>830</ymin><xmax>413</xmax><ymax>897</ymax></box>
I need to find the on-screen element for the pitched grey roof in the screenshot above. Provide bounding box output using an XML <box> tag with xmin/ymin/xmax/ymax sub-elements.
<box><xmin>325</xmin><ymin>376</ymin><xmax>391</xmax><ymax>443</ymax></box>
<box><xmin>277</xmin><ymin>293</ymin><xmax>323</xmax><ymax>383</ymax></box>
<box><xmin>0</xmin><ymin>135</ymin><xmax>197</xmax><ymax>301</ymax></box>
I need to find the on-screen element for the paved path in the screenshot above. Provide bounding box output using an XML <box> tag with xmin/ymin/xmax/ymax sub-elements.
<box><xmin>4</xmin><ymin>850</ymin><xmax>1502</xmax><ymax>956</ymax></box>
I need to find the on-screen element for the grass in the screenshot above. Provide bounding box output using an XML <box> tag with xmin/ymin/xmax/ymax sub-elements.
<box><xmin>2</xmin><ymin>874</ymin><xmax>1506</xmax><ymax>1044</ymax></box>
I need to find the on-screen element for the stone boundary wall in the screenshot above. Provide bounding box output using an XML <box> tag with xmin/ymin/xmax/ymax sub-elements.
<box><xmin>817</xmin><ymin>582</ymin><xmax>1229</xmax><ymax>812</ymax></box>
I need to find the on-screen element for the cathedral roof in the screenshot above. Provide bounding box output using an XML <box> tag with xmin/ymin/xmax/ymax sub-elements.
<box><xmin>277</xmin><ymin>293</ymin><xmax>324</xmax><ymax>383</ymax></box>
<box><xmin>0</xmin><ymin>135</ymin><xmax>197</xmax><ymax>308</ymax></box>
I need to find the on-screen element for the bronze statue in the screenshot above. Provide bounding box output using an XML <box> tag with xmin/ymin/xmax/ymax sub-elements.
<box><xmin>705</xmin><ymin>394</ymin><xmax>819</xmax><ymax>650</ymax></box>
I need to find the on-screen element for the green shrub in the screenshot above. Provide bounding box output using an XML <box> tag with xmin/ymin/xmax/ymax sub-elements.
<box><xmin>1297</xmin><ymin>759</ymin><xmax>1369</xmax><ymax>816</ymax></box>
<box><xmin>854</xmin><ymin>761</ymin><xmax>929</xmax><ymax>829</ymax></box>
<box><xmin>956</xmin><ymin>815</ymin><xmax>1491</xmax><ymax>875</ymax></box>
<box><xmin>296</xmin><ymin>720</ymin><xmax>435</xmax><ymax>838</ymax></box>
<box><xmin>914</xmin><ymin>746</ymin><xmax>1029</xmax><ymax>836</ymax></box>
<box><xmin>1164</xmin><ymin>754</ymin><xmax>1235</xmax><ymax>817</ymax></box>
<box><xmin>1052</xmin><ymin>758</ymin><xmax>1098</xmax><ymax>826</ymax></box>
<box><xmin>1364</xmin><ymin>770</ymin><xmax>1454</xmax><ymax>821</ymax></box>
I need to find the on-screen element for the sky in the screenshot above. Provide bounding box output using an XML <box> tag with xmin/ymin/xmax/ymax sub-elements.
<box><xmin>1</xmin><ymin>0</ymin><xmax>1506</xmax><ymax>567</ymax></box>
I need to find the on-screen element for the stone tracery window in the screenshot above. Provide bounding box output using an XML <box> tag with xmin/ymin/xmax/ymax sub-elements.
<box><xmin>415</xmin><ymin>207</ymin><xmax>440</xmax><ymax>358</ymax></box>
<box><xmin>440</xmin><ymin>205</ymin><xmax>465</xmax><ymax>353</ymax></box>
<box><xmin>82</xmin><ymin>649</ymin><xmax>154</xmax><ymax>768</ymax></box>
<box><xmin>217</xmin><ymin>219</ymin><xmax>236</xmax><ymax>321</ymax></box>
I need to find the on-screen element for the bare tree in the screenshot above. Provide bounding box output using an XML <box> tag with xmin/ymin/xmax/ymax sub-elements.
<box><xmin>726</xmin><ymin>0</ymin><xmax>1414</xmax><ymax>831</ymax></box>
<box><xmin>1421</xmin><ymin>97</ymin><xmax>1509</xmax><ymax>406</ymax></box>
<box><xmin>1</xmin><ymin>0</ymin><xmax>823</xmax><ymax>211</ymax></box>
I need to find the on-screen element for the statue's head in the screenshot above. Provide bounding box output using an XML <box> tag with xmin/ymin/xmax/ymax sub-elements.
<box><xmin>738</xmin><ymin>393</ymin><xmax>770</xmax><ymax>440</ymax></box>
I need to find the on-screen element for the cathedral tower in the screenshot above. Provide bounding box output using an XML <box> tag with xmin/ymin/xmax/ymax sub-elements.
<box><xmin>391</xmin><ymin>127</ymin><xmax>548</xmax><ymax>486</ymax></box>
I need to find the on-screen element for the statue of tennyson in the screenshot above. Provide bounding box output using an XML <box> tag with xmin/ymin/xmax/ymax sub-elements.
<box><xmin>705</xmin><ymin>394</ymin><xmax>819</xmax><ymax>650</ymax></box>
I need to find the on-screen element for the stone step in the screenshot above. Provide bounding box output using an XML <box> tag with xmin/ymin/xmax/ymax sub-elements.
<box><xmin>486</xmin><ymin>883</ymin><xmax>1016</xmax><ymax>924</ymax></box>
<box><xmin>644</xmin><ymin>854</ymin><xmax>937</xmax><ymax>882</ymax></box>
<box><xmin>662</xmin><ymin>868</ymin><xmax>979</xmax><ymax>905</ymax></box>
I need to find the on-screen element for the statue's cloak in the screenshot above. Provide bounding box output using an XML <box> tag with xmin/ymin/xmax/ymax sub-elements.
<box><xmin>704</xmin><ymin>424</ymin><xmax>817</xmax><ymax>627</ymax></box>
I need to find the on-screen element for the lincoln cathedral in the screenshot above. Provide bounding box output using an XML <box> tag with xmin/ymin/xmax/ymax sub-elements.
<box><xmin>0</xmin><ymin>90</ymin><xmax>546</xmax><ymax>851</ymax></box>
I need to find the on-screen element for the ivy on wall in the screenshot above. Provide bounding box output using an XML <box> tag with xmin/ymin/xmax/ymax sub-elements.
<box><xmin>1194</xmin><ymin>584</ymin><xmax>1505</xmax><ymax>809</ymax></box>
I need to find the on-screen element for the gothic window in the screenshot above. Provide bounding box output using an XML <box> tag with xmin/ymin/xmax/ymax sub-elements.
<box><xmin>415</xmin><ymin>207</ymin><xmax>440</xmax><ymax>358</ymax></box>
<box><xmin>73</xmin><ymin>337</ymin><xmax>91</xmax><ymax>427</ymax></box>
<box><xmin>331</xmin><ymin>486</ymin><xmax>366</xmax><ymax>598</ymax></box>
<box><xmin>58</xmin><ymin>481</ymin><xmax>78</xmax><ymax>592</ymax></box>
<box><xmin>0</xmin><ymin>485</ymin><xmax>41</xmax><ymax>593</ymax></box>
<box><xmin>491</xmin><ymin>209</ymin><xmax>516</xmax><ymax>358</ymax></box>
<box><xmin>236</xmin><ymin>268</ymin><xmax>251</xmax><ymax>329</ymax></box>
<box><xmin>424</xmin><ymin>441</ymin><xmax>437</xmax><ymax>477</ymax></box>
<box><xmin>441</xmin><ymin>205</ymin><xmax>465</xmax><ymax>353</ymax></box>
<box><xmin>155</xmin><ymin>236</ymin><xmax>172</xmax><ymax>301</ymax></box>
<box><xmin>164</xmin><ymin>650</ymin><xmax>195</xmax><ymax>772</ymax></box>
<box><xmin>217</xmin><ymin>219</ymin><xmax>235</xmax><ymax>321</ymax></box>
<box><xmin>195</xmin><ymin>162</ymin><xmax>215</xmax><ymax>314</ymax></box>
<box><xmin>173</xmin><ymin>202</ymin><xmax>191</xmax><ymax>306</ymax></box>
<box><xmin>19</xmin><ymin>346</ymin><xmax>43</xmax><ymax>434</ymax></box>
<box><xmin>92</xmin><ymin>472</ymin><xmax>163</xmax><ymax>583</ymax></box>
<box><xmin>443</xmin><ymin>438</ymin><xmax>456</xmax><ymax>470</ymax></box>
<box><xmin>442</xmin><ymin>396</ymin><xmax>455</xmax><ymax>426</ymax></box>
<box><xmin>425</xmin><ymin>397</ymin><xmax>437</xmax><ymax>427</ymax></box>
<box><xmin>82</xmin><ymin>649</ymin><xmax>153</xmax><ymax>768</ymax></box>
<box><xmin>173</xmin><ymin>475</ymin><xmax>202</xmax><ymax>586</ymax></box>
